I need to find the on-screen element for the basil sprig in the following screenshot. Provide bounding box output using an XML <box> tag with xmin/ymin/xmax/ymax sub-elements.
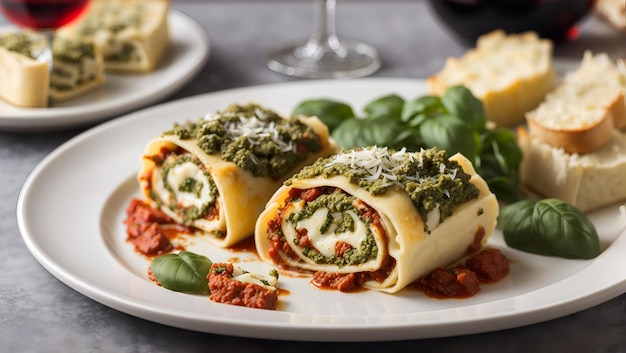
<box><xmin>499</xmin><ymin>199</ymin><xmax>601</xmax><ymax>259</ymax></box>
<box><xmin>293</xmin><ymin>86</ymin><xmax>523</xmax><ymax>203</ymax></box>
<box><xmin>151</xmin><ymin>251</ymin><xmax>213</xmax><ymax>293</ymax></box>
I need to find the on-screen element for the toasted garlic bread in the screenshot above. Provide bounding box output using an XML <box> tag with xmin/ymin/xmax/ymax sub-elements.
<box><xmin>428</xmin><ymin>30</ymin><xmax>555</xmax><ymax>127</ymax></box>
<box><xmin>518</xmin><ymin>126</ymin><xmax>626</xmax><ymax>213</ymax></box>
<box><xmin>525</xmin><ymin>51</ymin><xmax>626</xmax><ymax>154</ymax></box>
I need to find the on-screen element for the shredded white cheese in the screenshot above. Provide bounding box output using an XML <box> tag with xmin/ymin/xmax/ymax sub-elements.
<box><xmin>203</xmin><ymin>108</ymin><xmax>294</xmax><ymax>152</ymax></box>
<box><xmin>325</xmin><ymin>146</ymin><xmax>457</xmax><ymax>189</ymax></box>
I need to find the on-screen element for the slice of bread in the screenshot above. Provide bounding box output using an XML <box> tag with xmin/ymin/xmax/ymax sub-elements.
<box><xmin>428</xmin><ymin>30</ymin><xmax>555</xmax><ymax>127</ymax></box>
<box><xmin>518</xmin><ymin>127</ymin><xmax>626</xmax><ymax>213</ymax></box>
<box><xmin>596</xmin><ymin>0</ymin><xmax>626</xmax><ymax>32</ymax></box>
<box><xmin>525</xmin><ymin>51</ymin><xmax>626</xmax><ymax>154</ymax></box>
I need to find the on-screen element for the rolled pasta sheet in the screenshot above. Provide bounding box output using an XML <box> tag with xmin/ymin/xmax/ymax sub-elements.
<box><xmin>138</xmin><ymin>103</ymin><xmax>337</xmax><ymax>248</ymax></box>
<box><xmin>255</xmin><ymin>147</ymin><xmax>499</xmax><ymax>293</ymax></box>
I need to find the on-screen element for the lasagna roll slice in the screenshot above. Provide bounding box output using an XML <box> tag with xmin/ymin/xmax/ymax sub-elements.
<box><xmin>255</xmin><ymin>147</ymin><xmax>499</xmax><ymax>293</ymax></box>
<box><xmin>0</xmin><ymin>31</ymin><xmax>105</xmax><ymax>107</ymax></box>
<box><xmin>57</xmin><ymin>0</ymin><xmax>170</xmax><ymax>72</ymax></box>
<box><xmin>138</xmin><ymin>103</ymin><xmax>337</xmax><ymax>248</ymax></box>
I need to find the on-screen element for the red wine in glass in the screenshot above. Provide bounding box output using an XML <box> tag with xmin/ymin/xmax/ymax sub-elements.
<box><xmin>0</xmin><ymin>0</ymin><xmax>89</xmax><ymax>30</ymax></box>
<box><xmin>428</xmin><ymin>0</ymin><xmax>595</xmax><ymax>44</ymax></box>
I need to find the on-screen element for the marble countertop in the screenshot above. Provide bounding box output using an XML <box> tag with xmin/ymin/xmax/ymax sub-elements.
<box><xmin>1</xmin><ymin>1</ymin><xmax>624</xmax><ymax>352</ymax></box>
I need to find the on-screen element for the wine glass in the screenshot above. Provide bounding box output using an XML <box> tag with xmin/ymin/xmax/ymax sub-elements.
<box><xmin>266</xmin><ymin>0</ymin><xmax>381</xmax><ymax>79</ymax></box>
<box><xmin>0</xmin><ymin>0</ymin><xmax>90</xmax><ymax>80</ymax></box>
<box><xmin>427</xmin><ymin>0</ymin><xmax>595</xmax><ymax>45</ymax></box>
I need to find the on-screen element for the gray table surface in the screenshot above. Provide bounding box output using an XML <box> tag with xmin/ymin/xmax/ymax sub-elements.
<box><xmin>1</xmin><ymin>1</ymin><xmax>625</xmax><ymax>352</ymax></box>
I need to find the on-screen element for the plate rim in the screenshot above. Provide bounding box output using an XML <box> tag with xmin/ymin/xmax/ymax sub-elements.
<box><xmin>16</xmin><ymin>78</ymin><xmax>626</xmax><ymax>342</ymax></box>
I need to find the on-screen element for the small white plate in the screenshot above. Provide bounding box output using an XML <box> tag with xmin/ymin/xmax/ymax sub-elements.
<box><xmin>17</xmin><ymin>79</ymin><xmax>626</xmax><ymax>342</ymax></box>
<box><xmin>0</xmin><ymin>10</ymin><xmax>209</xmax><ymax>131</ymax></box>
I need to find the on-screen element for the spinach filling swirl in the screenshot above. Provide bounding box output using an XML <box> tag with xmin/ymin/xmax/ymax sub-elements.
<box><xmin>152</xmin><ymin>152</ymin><xmax>220</xmax><ymax>228</ymax></box>
<box><xmin>276</xmin><ymin>187</ymin><xmax>386</xmax><ymax>272</ymax></box>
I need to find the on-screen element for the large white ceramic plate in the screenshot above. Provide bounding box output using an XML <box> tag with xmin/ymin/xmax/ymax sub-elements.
<box><xmin>17</xmin><ymin>79</ymin><xmax>626</xmax><ymax>342</ymax></box>
<box><xmin>0</xmin><ymin>10</ymin><xmax>209</xmax><ymax>131</ymax></box>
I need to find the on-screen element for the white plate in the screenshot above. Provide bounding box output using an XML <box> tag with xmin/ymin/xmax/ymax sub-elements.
<box><xmin>17</xmin><ymin>78</ymin><xmax>626</xmax><ymax>342</ymax></box>
<box><xmin>0</xmin><ymin>10</ymin><xmax>209</xmax><ymax>131</ymax></box>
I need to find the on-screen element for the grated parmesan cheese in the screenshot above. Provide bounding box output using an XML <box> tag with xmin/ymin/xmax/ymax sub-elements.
<box><xmin>204</xmin><ymin>109</ymin><xmax>295</xmax><ymax>153</ymax></box>
<box><xmin>325</xmin><ymin>146</ymin><xmax>457</xmax><ymax>188</ymax></box>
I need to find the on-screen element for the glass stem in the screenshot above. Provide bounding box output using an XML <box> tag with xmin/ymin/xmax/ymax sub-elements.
<box><xmin>38</xmin><ymin>31</ymin><xmax>54</xmax><ymax>74</ymax></box>
<box><xmin>297</xmin><ymin>0</ymin><xmax>347</xmax><ymax>62</ymax></box>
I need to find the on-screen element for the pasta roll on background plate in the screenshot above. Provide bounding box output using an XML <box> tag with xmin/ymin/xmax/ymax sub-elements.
<box><xmin>138</xmin><ymin>103</ymin><xmax>337</xmax><ymax>248</ymax></box>
<box><xmin>255</xmin><ymin>146</ymin><xmax>499</xmax><ymax>293</ymax></box>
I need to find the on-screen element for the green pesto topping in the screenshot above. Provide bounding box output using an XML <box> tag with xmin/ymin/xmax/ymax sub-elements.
<box><xmin>289</xmin><ymin>147</ymin><xmax>480</xmax><ymax>225</ymax></box>
<box><xmin>288</xmin><ymin>189</ymin><xmax>378</xmax><ymax>267</ymax></box>
<box><xmin>0</xmin><ymin>32</ymin><xmax>94</xmax><ymax>62</ymax></box>
<box><xmin>76</xmin><ymin>4</ymin><xmax>143</xmax><ymax>36</ymax></box>
<box><xmin>53</xmin><ymin>39</ymin><xmax>95</xmax><ymax>63</ymax></box>
<box><xmin>154</xmin><ymin>153</ymin><xmax>218</xmax><ymax>224</ymax></box>
<box><xmin>163</xmin><ymin>103</ymin><xmax>323</xmax><ymax>178</ymax></box>
<box><xmin>269</xmin><ymin>268</ymin><xmax>279</xmax><ymax>279</ymax></box>
<box><xmin>211</xmin><ymin>265</ymin><xmax>228</xmax><ymax>275</ymax></box>
<box><xmin>0</xmin><ymin>32</ymin><xmax>41</xmax><ymax>59</ymax></box>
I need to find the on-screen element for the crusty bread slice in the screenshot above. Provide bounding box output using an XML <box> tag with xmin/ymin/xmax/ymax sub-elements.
<box><xmin>428</xmin><ymin>30</ymin><xmax>555</xmax><ymax>127</ymax></box>
<box><xmin>518</xmin><ymin>127</ymin><xmax>626</xmax><ymax>213</ymax></box>
<box><xmin>596</xmin><ymin>0</ymin><xmax>626</xmax><ymax>32</ymax></box>
<box><xmin>526</xmin><ymin>51</ymin><xmax>626</xmax><ymax>154</ymax></box>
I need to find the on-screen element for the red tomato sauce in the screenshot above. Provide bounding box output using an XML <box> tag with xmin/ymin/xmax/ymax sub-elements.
<box><xmin>208</xmin><ymin>263</ymin><xmax>278</xmax><ymax>310</ymax></box>
<box><xmin>123</xmin><ymin>198</ymin><xmax>189</xmax><ymax>256</ymax></box>
<box><xmin>267</xmin><ymin>186</ymin><xmax>396</xmax><ymax>292</ymax></box>
<box><xmin>412</xmin><ymin>247</ymin><xmax>510</xmax><ymax>299</ymax></box>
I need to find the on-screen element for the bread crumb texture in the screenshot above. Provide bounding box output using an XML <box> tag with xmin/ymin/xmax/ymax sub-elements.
<box><xmin>428</xmin><ymin>30</ymin><xmax>555</xmax><ymax>127</ymax></box>
<box><xmin>596</xmin><ymin>0</ymin><xmax>626</xmax><ymax>32</ymax></box>
<box><xmin>518</xmin><ymin>127</ymin><xmax>626</xmax><ymax>213</ymax></box>
<box><xmin>526</xmin><ymin>51</ymin><xmax>626</xmax><ymax>154</ymax></box>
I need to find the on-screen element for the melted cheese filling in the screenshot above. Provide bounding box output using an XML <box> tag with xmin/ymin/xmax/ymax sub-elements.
<box><xmin>280</xmin><ymin>199</ymin><xmax>383</xmax><ymax>272</ymax></box>
<box><xmin>297</xmin><ymin>207</ymin><xmax>367</xmax><ymax>257</ymax></box>
<box><xmin>232</xmin><ymin>267</ymin><xmax>278</xmax><ymax>291</ymax></box>
<box><xmin>150</xmin><ymin>153</ymin><xmax>225</xmax><ymax>233</ymax></box>
<box><xmin>51</xmin><ymin>56</ymin><xmax>99</xmax><ymax>91</ymax></box>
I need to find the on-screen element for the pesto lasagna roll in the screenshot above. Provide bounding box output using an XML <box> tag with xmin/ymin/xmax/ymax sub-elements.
<box><xmin>255</xmin><ymin>147</ymin><xmax>499</xmax><ymax>293</ymax></box>
<box><xmin>0</xmin><ymin>31</ymin><xmax>105</xmax><ymax>107</ymax></box>
<box><xmin>138</xmin><ymin>103</ymin><xmax>337</xmax><ymax>248</ymax></box>
<box><xmin>57</xmin><ymin>0</ymin><xmax>170</xmax><ymax>72</ymax></box>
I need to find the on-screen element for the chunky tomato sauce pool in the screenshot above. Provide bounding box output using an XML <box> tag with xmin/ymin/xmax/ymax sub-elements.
<box><xmin>411</xmin><ymin>247</ymin><xmax>510</xmax><ymax>299</ymax></box>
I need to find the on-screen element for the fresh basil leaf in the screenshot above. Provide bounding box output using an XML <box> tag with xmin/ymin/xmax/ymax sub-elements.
<box><xmin>292</xmin><ymin>99</ymin><xmax>355</xmax><ymax>132</ymax></box>
<box><xmin>418</xmin><ymin>114</ymin><xmax>477</xmax><ymax>162</ymax></box>
<box><xmin>500</xmin><ymin>199</ymin><xmax>600</xmax><ymax>259</ymax></box>
<box><xmin>151</xmin><ymin>251</ymin><xmax>213</xmax><ymax>293</ymax></box>
<box><xmin>389</xmin><ymin>128</ymin><xmax>424</xmax><ymax>152</ymax></box>
<box><xmin>401</xmin><ymin>95</ymin><xmax>442</xmax><ymax>123</ymax></box>
<box><xmin>441</xmin><ymin>85</ymin><xmax>486</xmax><ymax>132</ymax></box>
<box><xmin>332</xmin><ymin>117</ymin><xmax>401</xmax><ymax>149</ymax></box>
<box><xmin>480</xmin><ymin>128</ymin><xmax>522</xmax><ymax>174</ymax></box>
<box><xmin>363</xmin><ymin>94</ymin><xmax>405</xmax><ymax>121</ymax></box>
<box><xmin>482</xmin><ymin>175</ymin><xmax>524</xmax><ymax>204</ymax></box>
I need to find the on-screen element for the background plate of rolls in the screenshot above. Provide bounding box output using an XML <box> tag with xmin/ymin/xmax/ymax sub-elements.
<box><xmin>0</xmin><ymin>10</ymin><xmax>209</xmax><ymax>132</ymax></box>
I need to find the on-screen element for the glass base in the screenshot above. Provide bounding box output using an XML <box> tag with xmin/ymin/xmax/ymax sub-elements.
<box><xmin>266</xmin><ymin>39</ymin><xmax>381</xmax><ymax>79</ymax></box>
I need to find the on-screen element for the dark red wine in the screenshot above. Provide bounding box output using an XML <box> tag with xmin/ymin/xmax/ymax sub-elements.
<box><xmin>428</xmin><ymin>0</ymin><xmax>595</xmax><ymax>44</ymax></box>
<box><xmin>0</xmin><ymin>0</ymin><xmax>89</xmax><ymax>30</ymax></box>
